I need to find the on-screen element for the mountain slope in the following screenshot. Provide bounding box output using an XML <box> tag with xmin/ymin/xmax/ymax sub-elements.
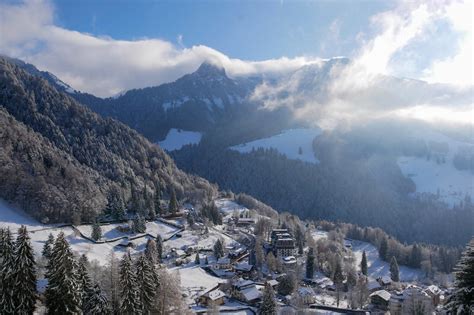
<box><xmin>0</xmin><ymin>57</ymin><xmax>217</xmax><ymax>223</ymax></box>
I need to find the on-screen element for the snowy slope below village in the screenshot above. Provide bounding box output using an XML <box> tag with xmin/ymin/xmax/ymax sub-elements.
<box><xmin>231</xmin><ymin>128</ymin><xmax>323</xmax><ymax>163</ymax></box>
<box><xmin>397</xmin><ymin>130</ymin><xmax>474</xmax><ymax>206</ymax></box>
<box><xmin>158</xmin><ymin>128</ymin><xmax>202</xmax><ymax>151</ymax></box>
<box><xmin>312</xmin><ymin>230</ymin><xmax>424</xmax><ymax>282</ymax></box>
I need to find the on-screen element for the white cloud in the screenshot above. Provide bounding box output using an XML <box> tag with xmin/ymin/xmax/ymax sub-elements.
<box><xmin>422</xmin><ymin>0</ymin><xmax>473</xmax><ymax>86</ymax></box>
<box><xmin>0</xmin><ymin>0</ymin><xmax>322</xmax><ymax>97</ymax></box>
<box><xmin>251</xmin><ymin>0</ymin><xmax>473</xmax><ymax>129</ymax></box>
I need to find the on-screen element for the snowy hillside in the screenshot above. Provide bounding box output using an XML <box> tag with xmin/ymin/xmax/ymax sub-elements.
<box><xmin>312</xmin><ymin>230</ymin><xmax>424</xmax><ymax>282</ymax></box>
<box><xmin>158</xmin><ymin>128</ymin><xmax>202</xmax><ymax>151</ymax></box>
<box><xmin>231</xmin><ymin>128</ymin><xmax>323</xmax><ymax>163</ymax></box>
<box><xmin>0</xmin><ymin>199</ymin><xmax>179</xmax><ymax>264</ymax></box>
<box><xmin>397</xmin><ymin>130</ymin><xmax>473</xmax><ymax>206</ymax></box>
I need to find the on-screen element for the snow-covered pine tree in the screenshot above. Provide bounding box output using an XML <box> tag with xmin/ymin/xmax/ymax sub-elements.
<box><xmin>168</xmin><ymin>189</ymin><xmax>178</xmax><ymax>214</ymax></box>
<box><xmin>91</xmin><ymin>222</ymin><xmax>102</xmax><ymax>241</ymax></box>
<box><xmin>78</xmin><ymin>254</ymin><xmax>93</xmax><ymax>311</ymax></box>
<box><xmin>13</xmin><ymin>225</ymin><xmax>37</xmax><ymax>314</ymax></box>
<box><xmin>107</xmin><ymin>187</ymin><xmax>126</xmax><ymax>220</ymax></box>
<box><xmin>195</xmin><ymin>252</ymin><xmax>200</xmax><ymax>265</ymax></box>
<box><xmin>260</xmin><ymin>283</ymin><xmax>277</xmax><ymax>315</ymax></box>
<box><xmin>154</xmin><ymin>183</ymin><xmax>162</xmax><ymax>217</ymax></box>
<box><xmin>361</xmin><ymin>250</ymin><xmax>368</xmax><ymax>276</ymax></box>
<box><xmin>213</xmin><ymin>239</ymin><xmax>224</xmax><ymax>259</ymax></box>
<box><xmin>84</xmin><ymin>283</ymin><xmax>110</xmax><ymax>315</ymax></box>
<box><xmin>390</xmin><ymin>256</ymin><xmax>400</xmax><ymax>282</ymax></box>
<box><xmin>132</xmin><ymin>215</ymin><xmax>146</xmax><ymax>233</ymax></box>
<box><xmin>156</xmin><ymin>235</ymin><xmax>163</xmax><ymax>262</ymax></box>
<box><xmin>45</xmin><ymin>232</ymin><xmax>81</xmax><ymax>314</ymax></box>
<box><xmin>306</xmin><ymin>247</ymin><xmax>315</xmax><ymax>279</ymax></box>
<box><xmin>447</xmin><ymin>238</ymin><xmax>474</xmax><ymax>313</ymax></box>
<box><xmin>145</xmin><ymin>239</ymin><xmax>158</xmax><ymax>264</ymax></box>
<box><xmin>42</xmin><ymin>233</ymin><xmax>55</xmax><ymax>259</ymax></box>
<box><xmin>119</xmin><ymin>252</ymin><xmax>141</xmax><ymax>314</ymax></box>
<box><xmin>135</xmin><ymin>254</ymin><xmax>156</xmax><ymax>313</ymax></box>
<box><xmin>0</xmin><ymin>228</ymin><xmax>16</xmax><ymax>313</ymax></box>
<box><xmin>379</xmin><ymin>237</ymin><xmax>388</xmax><ymax>261</ymax></box>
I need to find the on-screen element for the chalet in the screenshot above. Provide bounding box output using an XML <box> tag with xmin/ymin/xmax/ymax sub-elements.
<box><xmin>214</xmin><ymin>257</ymin><xmax>232</xmax><ymax>270</ymax></box>
<box><xmin>236</xmin><ymin>217</ymin><xmax>256</xmax><ymax>227</ymax></box>
<box><xmin>271</xmin><ymin>229</ymin><xmax>296</xmax><ymax>257</ymax></box>
<box><xmin>370</xmin><ymin>290</ymin><xmax>391</xmax><ymax>311</ymax></box>
<box><xmin>231</xmin><ymin>278</ymin><xmax>262</xmax><ymax>304</ymax></box>
<box><xmin>389</xmin><ymin>285</ymin><xmax>435</xmax><ymax>314</ymax></box>
<box><xmin>297</xmin><ymin>287</ymin><xmax>317</xmax><ymax>304</ymax></box>
<box><xmin>197</xmin><ymin>288</ymin><xmax>226</xmax><ymax>306</ymax></box>
<box><xmin>424</xmin><ymin>285</ymin><xmax>443</xmax><ymax>306</ymax></box>
<box><xmin>378</xmin><ymin>276</ymin><xmax>392</xmax><ymax>287</ymax></box>
<box><xmin>234</xmin><ymin>262</ymin><xmax>253</xmax><ymax>275</ymax></box>
<box><xmin>267</xmin><ymin>279</ymin><xmax>279</xmax><ymax>289</ymax></box>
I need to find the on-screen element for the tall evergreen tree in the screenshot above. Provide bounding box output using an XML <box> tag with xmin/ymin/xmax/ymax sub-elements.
<box><xmin>379</xmin><ymin>237</ymin><xmax>388</xmax><ymax>261</ymax></box>
<box><xmin>119</xmin><ymin>252</ymin><xmax>141</xmax><ymax>314</ymax></box>
<box><xmin>410</xmin><ymin>243</ymin><xmax>423</xmax><ymax>268</ymax></box>
<box><xmin>45</xmin><ymin>232</ymin><xmax>81</xmax><ymax>314</ymax></box>
<box><xmin>78</xmin><ymin>254</ymin><xmax>93</xmax><ymax>310</ymax></box>
<box><xmin>361</xmin><ymin>250</ymin><xmax>368</xmax><ymax>276</ymax></box>
<box><xmin>154</xmin><ymin>183</ymin><xmax>162</xmax><ymax>217</ymax></box>
<box><xmin>0</xmin><ymin>228</ymin><xmax>16</xmax><ymax>314</ymax></box>
<box><xmin>107</xmin><ymin>187</ymin><xmax>126</xmax><ymax>220</ymax></box>
<box><xmin>42</xmin><ymin>233</ymin><xmax>55</xmax><ymax>259</ymax></box>
<box><xmin>213</xmin><ymin>239</ymin><xmax>224</xmax><ymax>259</ymax></box>
<box><xmin>306</xmin><ymin>247</ymin><xmax>315</xmax><ymax>279</ymax></box>
<box><xmin>91</xmin><ymin>222</ymin><xmax>102</xmax><ymax>241</ymax></box>
<box><xmin>84</xmin><ymin>283</ymin><xmax>110</xmax><ymax>315</ymax></box>
<box><xmin>156</xmin><ymin>235</ymin><xmax>163</xmax><ymax>262</ymax></box>
<box><xmin>135</xmin><ymin>254</ymin><xmax>156</xmax><ymax>313</ymax></box>
<box><xmin>13</xmin><ymin>226</ymin><xmax>37</xmax><ymax>314</ymax></box>
<box><xmin>259</xmin><ymin>283</ymin><xmax>277</xmax><ymax>315</ymax></box>
<box><xmin>390</xmin><ymin>256</ymin><xmax>400</xmax><ymax>282</ymax></box>
<box><xmin>333</xmin><ymin>260</ymin><xmax>344</xmax><ymax>307</ymax></box>
<box><xmin>168</xmin><ymin>189</ymin><xmax>178</xmax><ymax>214</ymax></box>
<box><xmin>195</xmin><ymin>252</ymin><xmax>200</xmax><ymax>265</ymax></box>
<box><xmin>132</xmin><ymin>214</ymin><xmax>147</xmax><ymax>233</ymax></box>
<box><xmin>145</xmin><ymin>239</ymin><xmax>158</xmax><ymax>264</ymax></box>
<box><xmin>447</xmin><ymin>238</ymin><xmax>474</xmax><ymax>313</ymax></box>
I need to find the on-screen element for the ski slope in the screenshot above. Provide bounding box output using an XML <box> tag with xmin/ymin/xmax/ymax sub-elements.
<box><xmin>158</xmin><ymin>128</ymin><xmax>202</xmax><ymax>151</ymax></box>
<box><xmin>397</xmin><ymin>130</ymin><xmax>473</xmax><ymax>206</ymax></box>
<box><xmin>231</xmin><ymin>128</ymin><xmax>322</xmax><ymax>163</ymax></box>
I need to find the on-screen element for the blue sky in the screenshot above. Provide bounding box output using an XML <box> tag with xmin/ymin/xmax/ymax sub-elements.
<box><xmin>52</xmin><ymin>0</ymin><xmax>393</xmax><ymax>60</ymax></box>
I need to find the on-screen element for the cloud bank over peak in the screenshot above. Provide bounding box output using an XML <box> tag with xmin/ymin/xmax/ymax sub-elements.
<box><xmin>0</xmin><ymin>0</ymin><xmax>323</xmax><ymax>97</ymax></box>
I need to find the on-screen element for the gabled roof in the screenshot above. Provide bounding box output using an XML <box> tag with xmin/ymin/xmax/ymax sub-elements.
<box><xmin>241</xmin><ymin>286</ymin><xmax>261</xmax><ymax>301</ymax></box>
<box><xmin>370</xmin><ymin>290</ymin><xmax>391</xmax><ymax>302</ymax></box>
<box><xmin>297</xmin><ymin>287</ymin><xmax>315</xmax><ymax>297</ymax></box>
<box><xmin>234</xmin><ymin>278</ymin><xmax>254</xmax><ymax>289</ymax></box>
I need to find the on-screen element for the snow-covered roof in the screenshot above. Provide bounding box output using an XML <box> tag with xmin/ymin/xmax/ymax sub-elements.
<box><xmin>267</xmin><ymin>279</ymin><xmax>279</xmax><ymax>286</ymax></box>
<box><xmin>368</xmin><ymin>279</ymin><xmax>382</xmax><ymax>291</ymax></box>
<box><xmin>234</xmin><ymin>279</ymin><xmax>254</xmax><ymax>289</ymax></box>
<box><xmin>370</xmin><ymin>290</ymin><xmax>391</xmax><ymax>302</ymax></box>
<box><xmin>208</xmin><ymin>289</ymin><xmax>226</xmax><ymax>301</ymax></box>
<box><xmin>235</xmin><ymin>262</ymin><xmax>253</xmax><ymax>272</ymax></box>
<box><xmin>380</xmin><ymin>276</ymin><xmax>392</xmax><ymax>285</ymax></box>
<box><xmin>241</xmin><ymin>286</ymin><xmax>261</xmax><ymax>302</ymax></box>
<box><xmin>297</xmin><ymin>287</ymin><xmax>315</xmax><ymax>297</ymax></box>
<box><xmin>217</xmin><ymin>257</ymin><xmax>231</xmax><ymax>264</ymax></box>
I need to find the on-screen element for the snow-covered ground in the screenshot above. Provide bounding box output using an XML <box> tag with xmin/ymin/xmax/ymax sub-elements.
<box><xmin>158</xmin><ymin>128</ymin><xmax>202</xmax><ymax>151</ymax></box>
<box><xmin>231</xmin><ymin>128</ymin><xmax>323</xmax><ymax>163</ymax></box>
<box><xmin>165</xmin><ymin>228</ymin><xmax>237</xmax><ymax>251</ymax></box>
<box><xmin>171</xmin><ymin>264</ymin><xmax>225</xmax><ymax>304</ymax></box>
<box><xmin>215</xmin><ymin>198</ymin><xmax>249</xmax><ymax>215</ymax></box>
<box><xmin>350</xmin><ymin>240</ymin><xmax>424</xmax><ymax>282</ymax></box>
<box><xmin>312</xmin><ymin>230</ymin><xmax>424</xmax><ymax>282</ymax></box>
<box><xmin>0</xmin><ymin>199</ymin><xmax>179</xmax><ymax>264</ymax></box>
<box><xmin>397</xmin><ymin>130</ymin><xmax>473</xmax><ymax>206</ymax></box>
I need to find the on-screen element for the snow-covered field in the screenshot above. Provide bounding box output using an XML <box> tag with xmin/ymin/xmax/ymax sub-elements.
<box><xmin>0</xmin><ymin>199</ymin><xmax>179</xmax><ymax>264</ymax></box>
<box><xmin>231</xmin><ymin>128</ymin><xmax>323</xmax><ymax>163</ymax></box>
<box><xmin>158</xmin><ymin>128</ymin><xmax>202</xmax><ymax>151</ymax></box>
<box><xmin>312</xmin><ymin>230</ymin><xmax>424</xmax><ymax>282</ymax></box>
<box><xmin>397</xmin><ymin>130</ymin><xmax>473</xmax><ymax>206</ymax></box>
<box><xmin>165</xmin><ymin>228</ymin><xmax>237</xmax><ymax>251</ymax></box>
<box><xmin>350</xmin><ymin>240</ymin><xmax>424</xmax><ymax>282</ymax></box>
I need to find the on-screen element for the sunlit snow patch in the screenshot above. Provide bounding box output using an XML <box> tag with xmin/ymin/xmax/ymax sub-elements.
<box><xmin>231</xmin><ymin>128</ymin><xmax>322</xmax><ymax>163</ymax></box>
<box><xmin>158</xmin><ymin>128</ymin><xmax>202</xmax><ymax>151</ymax></box>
